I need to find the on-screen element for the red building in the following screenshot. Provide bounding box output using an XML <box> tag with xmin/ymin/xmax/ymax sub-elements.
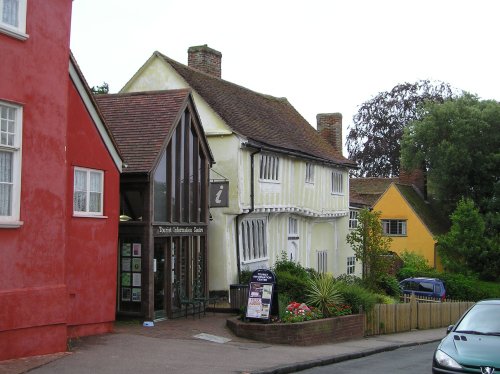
<box><xmin>0</xmin><ymin>1</ymin><xmax>122</xmax><ymax>360</ymax></box>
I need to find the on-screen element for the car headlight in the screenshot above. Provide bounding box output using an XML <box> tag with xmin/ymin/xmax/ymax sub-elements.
<box><xmin>434</xmin><ymin>349</ymin><xmax>462</xmax><ymax>370</ymax></box>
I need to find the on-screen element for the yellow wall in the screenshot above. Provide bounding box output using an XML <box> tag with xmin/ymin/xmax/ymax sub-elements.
<box><xmin>373</xmin><ymin>184</ymin><xmax>438</xmax><ymax>268</ymax></box>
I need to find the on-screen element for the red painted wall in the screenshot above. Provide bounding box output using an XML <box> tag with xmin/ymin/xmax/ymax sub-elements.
<box><xmin>65</xmin><ymin>81</ymin><xmax>120</xmax><ymax>337</ymax></box>
<box><xmin>0</xmin><ymin>0</ymin><xmax>120</xmax><ymax>361</ymax></box>
<box><xmin>0</xmin><ymin>0</ymin><xmax>73</xmax><ymax>360</ymax></box>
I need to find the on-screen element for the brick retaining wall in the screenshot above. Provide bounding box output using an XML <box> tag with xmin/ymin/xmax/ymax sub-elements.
<box><xmin>227</xmin><ymin>314</ymin><xmax>364</xmax><ymax>346</ymax></box>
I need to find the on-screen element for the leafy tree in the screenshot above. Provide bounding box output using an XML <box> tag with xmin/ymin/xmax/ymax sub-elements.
<box><xmin>437</xmin><ymin>198</ymin><xmax>485</xmax><ymax>275</ymax></box>
<box><xmin>438</xmin><ymin>198</ymin><xmax>500</xmax><ymax>281</ymax></box>
<box><xmin>91</xmin><ymin>82</ymin><xmax>109</xmax><ymax>95</ymax></box>
<box><xmin>401</xmin><ymin>93</ymin><xmax>500</xmax><ymax>217</ymax></box>
<box><xmin>346</xmin><ymin>209</ymin><xmax>392</xmax><ymax>289</ymax></box>
<box><xmin>347</xmin><ymin>80</ymin><xmax>456</xmax><ymax>177</ymax></box>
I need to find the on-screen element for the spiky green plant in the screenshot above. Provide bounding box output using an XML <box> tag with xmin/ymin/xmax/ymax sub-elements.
<box><xmin>306</xmin><ymin>273</ymin><xmax>343</xmax><ymax>317</ymax></box>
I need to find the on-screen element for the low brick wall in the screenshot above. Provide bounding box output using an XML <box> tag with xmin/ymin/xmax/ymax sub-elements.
<box><xmin>227</xmin><ymin>314</ymin><xmax>364</xmax><ymax>346</ymax></box>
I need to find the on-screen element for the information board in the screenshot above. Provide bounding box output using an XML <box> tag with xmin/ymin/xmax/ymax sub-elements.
<box><xmin>245</xmin><ymin>269</ymin><xmax>276</xmax><ymax>321</ymax></box>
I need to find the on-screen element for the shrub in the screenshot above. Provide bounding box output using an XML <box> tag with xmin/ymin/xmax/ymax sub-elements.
<box><xmin>336</xmin><ymin>281</ymin><xmax>378</xmax><ymax>313</ymax></box>
<box><xmin>439</xmin><ymin>273</ymin><xmax>491</xmax><ymax>301</ymax></box>
<box><xmin>275</xmin><ymin>270</ymin><xmax>310</xmax><ymax>302</ymax></box>
<box><xmin>278</xmin><ymin>292</ymin><xmax>291</xmax><ymax>321</ymax></box>
<box><xmin>376</xmin><ymin>274</ymin><xmax>402</xmax><ymax>297</ymax></box>
<box><xmin>272</xmin><ymin>252</ymin><xmax>310</xmax><ymax>280</ymax></box>
<box><xmin>305</xmin><ymin>273</ymin><xmax>343</xmax><ymax>317</ymax></box>
<box><xmin>335</xmin><ymin>274</ymin><xmax>364</xmax><ymax>285</ymax></box>
<box><xmin>239</xmin><ymin>269</ymin><xmax>252</xmax><ymax>284</ymax></box>
<box><xmin>329</xmin><ymin>304</ymin><xmax>353</xmax><ymax>316</ymax></box>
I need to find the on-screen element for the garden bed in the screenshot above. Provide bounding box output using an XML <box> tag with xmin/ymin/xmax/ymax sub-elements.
<box><xmin>226</xmin><ymin>314</ymin><xmax>364</xmax><ymax>346</ymax></box>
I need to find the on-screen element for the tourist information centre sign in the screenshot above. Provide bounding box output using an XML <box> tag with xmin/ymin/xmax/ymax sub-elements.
<box><xmin>245</xmin><ymin>269</ymin><xmax>276</xmax><ymax>321</ymax></box>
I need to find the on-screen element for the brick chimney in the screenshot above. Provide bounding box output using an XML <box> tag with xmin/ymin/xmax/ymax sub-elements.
<box><xmin>399</xmin><ymin>162</ymin><xmax>427</xmax><ymax>200</ymax></box>
<box><xmin>317</xmin><ymin>113</ymin><xmax>343</xmax><ymax>156</ymax></box>
<box><xmin>187</xmin><ymin>44</ymin><xmax>222</xmax><ymax>78</ymax></box>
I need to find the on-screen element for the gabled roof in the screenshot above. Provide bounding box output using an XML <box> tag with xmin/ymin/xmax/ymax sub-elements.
<box><xmin>151</xmin><ymin>51</ymin><xmax>356</xmax><ymax>168</ymax></box>
<box><xmin>69</xmin><ymin>52</ymin><xmax>123</xmax><ymax>172</ymax></box>
<box><xmin>394</xmin><ymin>184</ymin><xmax>448</xmax><ymax>235</ymax></box>
<box><xmin>349</xmin><ymin>178</ymin><xmax>397</xmax><ymax>206</ymax></box>
<box><xmin>96</xmin><ymin>89</ymin><xmax>210</xmax><ymax>173</ymax></box>
<box><xmin>350</xmin><ymin>177</ymin><xmax>448</xmax><ymax>236</ymax></box>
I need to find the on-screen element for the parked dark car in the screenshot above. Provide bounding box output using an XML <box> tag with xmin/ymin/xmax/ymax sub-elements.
<box><xmin>432</xmin><ymin>299</ymin><xmax>500</xmax><ymax>373</ymax></box>
<box><xmin>399</xmin><ymin>277</ymin><xmax>446</xmax><ymax>300</ymax></box>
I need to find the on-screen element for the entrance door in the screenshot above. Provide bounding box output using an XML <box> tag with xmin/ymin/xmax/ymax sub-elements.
<box><xmin>154</xmin><ymin>240</ymin><xmax>166</xmax><ymax>319</ymax></box>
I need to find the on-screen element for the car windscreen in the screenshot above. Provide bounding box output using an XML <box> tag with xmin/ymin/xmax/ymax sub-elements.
<box><xmin>455</xmin><ymin>304</ymin><xmax>500</xmax><ymax>335</ymax></box>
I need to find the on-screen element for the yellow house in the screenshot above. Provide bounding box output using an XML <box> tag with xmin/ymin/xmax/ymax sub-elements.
<box><xmin>350</xmin><ymin>178</ymin><xmax>447</xmax><ymax>269</ymax></box>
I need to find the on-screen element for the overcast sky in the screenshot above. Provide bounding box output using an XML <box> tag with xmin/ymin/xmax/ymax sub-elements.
<box><xmin>70</xmin><ymin>0</ymin><xmax>500</xmax><ymax>148</ymax></box>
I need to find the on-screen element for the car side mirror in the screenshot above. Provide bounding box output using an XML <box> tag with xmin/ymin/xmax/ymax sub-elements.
<box><xmin>446</xmin><ymin>325</ymin><xmax>454</xmax><ymax>334</ymax></box>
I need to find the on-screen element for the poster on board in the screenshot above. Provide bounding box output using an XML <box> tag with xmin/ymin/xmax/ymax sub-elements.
<box><xmin>245</xmin><ymin>269</ymin><xmax>276</xmax><ymax>321</ymax></box>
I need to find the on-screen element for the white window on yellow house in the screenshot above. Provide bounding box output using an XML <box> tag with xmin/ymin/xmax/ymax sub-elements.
<box><xmin>317</xmin><ymin>250</ymin><xmax>327</xmax><ymax>274</ymax></box>
<box><xmin>259</xmin><ymin>154</ymin><xmax>279</xmax><ymax>181</ymax></box>
<box><xmin>382</xmin><ymin>219</ymin><xmax>407</xmax><ymax>236</ymax></box>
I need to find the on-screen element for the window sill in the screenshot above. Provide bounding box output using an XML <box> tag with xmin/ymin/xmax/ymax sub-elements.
<box><xmin>0</xmin><ymin>221</ymin><xmax>24</xmax><ymax>228</ymax></box>
<box><xmin>259</xmin><ymin>179</ymin><xmax>280</xmax><ymax>184</ymax></box>
<box><xmin>0</xmin><ymin>25</ymin><xmax>29</xmax><ymax>41</ymax></box>
<box><xmin>73</xmin><ymin>214</ymin><xmax>108</xmax><ymax>219</ymax></box>
<box><xmin>241</xmin><ymin>257</ymin><xmax>269</xmax><ymax>265</ymax></box>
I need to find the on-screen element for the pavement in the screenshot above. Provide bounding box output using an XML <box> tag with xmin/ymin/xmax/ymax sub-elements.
<box><xmin>0</xmin><ymin>312</ymin><xmax>446</xmax><ymax>374</ymax></box>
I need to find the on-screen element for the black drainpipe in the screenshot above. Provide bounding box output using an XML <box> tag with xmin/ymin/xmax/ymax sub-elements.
<box><xmin>236</xmin><ymin>147</ymin><xmax>261</xmax><ymax>283</ymax></box>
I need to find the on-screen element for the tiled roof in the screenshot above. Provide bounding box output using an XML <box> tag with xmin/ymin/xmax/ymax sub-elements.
<box><xmin>349</xmin><ymin>178</ymin><xmax>397</xmax><ymax>206</ymax></box>
<box><xmin>395</xmin><ymin>184</ymin><xmax>448</xmax><ymax>235</ymax></box>
<box><xmin>96</xmin><ymin>89</ymin><xmax>190</xmax><ymax>173</ymax></box>
<box><xmin>155</xmin><ymin>51</ymin><xmax>356</xmax><ymax>168</ymax></box>
<box><xmin>349</xmin><ymin>177</ymin><xmax>448</xmax><ymax>235</ymax></box>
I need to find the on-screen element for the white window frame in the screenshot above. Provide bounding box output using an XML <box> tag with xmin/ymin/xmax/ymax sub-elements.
<box><xmin>305</xmin><ymin>162</ymin><xmax>314</xmax><ymax>184</ymax></box>
<box><xmin>73</xmin><ymin>167</ymin><xmax>105</xmax><ymax>217</ymax></box>
<box><xmin>331</xmin><ymin>171</ymin><xmax>344</xmax><ymax>194</ymax></box>
<box><xmin>382</xmin><ymin>219</ymin><xmax>407</xmax><ymax>236</ymax></box>
<box><xmin>317</xmin><ymin>250</ymin><xmax>327</xmax><ymax>274</ymax></box>
<box><xmin>0</xmin><ymin>101</ymin><xmax>22</xmax><ymax>227</ymax></box>
<box><xmin>349</xmin><ymin>210</ymin><xmax>358</xmax><ymax>229</ymax></box>
<box><xmin>240</xmin><ymin>217</ymin><xmax>268</xmax><ymax>263</ymax></box>
<box><xmin>259</xmin><ymin>154</ymin><xmax>279</xmax><ymax>182</ymax></box>
<box><xmin>347</xmin><ymin>256</ymin><xmax>356</xmax><ymax>275</ymax></box>
<box><xmin>0</xmin><ymin>0</ymin><xmax>28</xmax><ymax>40</ymax></box>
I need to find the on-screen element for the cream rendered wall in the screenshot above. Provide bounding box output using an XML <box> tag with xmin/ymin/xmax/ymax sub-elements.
<box><xmin>238</xmin><ymin>150</ymin><xmax>349</xmax><ymax>215</ymax></box>
<box><xmin>122</xmin><ymin>56</ymin><xmax>354</xmax><ymax>291</ymax></box>
<box><xmin>339</xmin><ymin>215</ymin><xmax>362</xmax><ymax>277</ymax></box>
<box><xmin>373</xmin><ymin>184</ymin><xmax>437</xmax><ymax>267</ymax></box>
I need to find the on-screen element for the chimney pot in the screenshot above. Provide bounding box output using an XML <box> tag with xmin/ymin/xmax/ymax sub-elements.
<box><xmin>187</xmin><ymin>44</ymin><xmax>222</xmax><ymax>78</ymax></box>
